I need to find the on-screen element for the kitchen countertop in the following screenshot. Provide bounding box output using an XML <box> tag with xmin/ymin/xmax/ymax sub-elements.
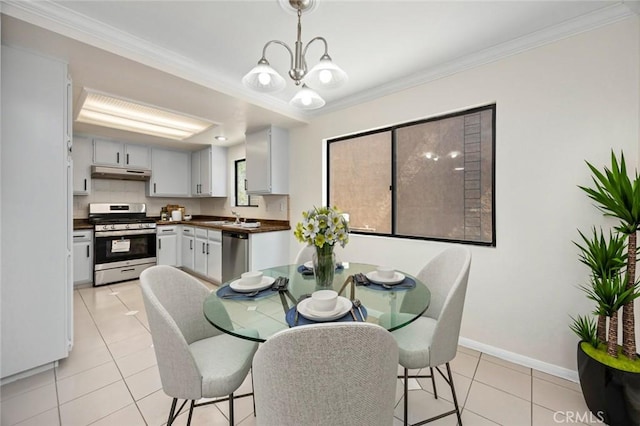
<box><xmin>73</xmin><ymin>217</ymin><xmax>291</xmax><ymax>234</ymax></box>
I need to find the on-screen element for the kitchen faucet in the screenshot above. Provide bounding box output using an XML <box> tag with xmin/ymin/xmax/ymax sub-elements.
<box><xmin>231</xmin><ymin>210</ymin><xmax>241</xmax><ymax>224</ymax></box>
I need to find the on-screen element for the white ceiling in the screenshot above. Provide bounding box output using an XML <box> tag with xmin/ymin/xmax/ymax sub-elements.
<box><xmin>1</xmin><ymin>0</ymin><xmax>638</xmax><ymax>149</ymax></box>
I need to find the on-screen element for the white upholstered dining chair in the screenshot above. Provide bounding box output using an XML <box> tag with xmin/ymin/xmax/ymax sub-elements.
<box><xmin>294</xmin><ymin>243</ymin><xmax>315</xmax><ymax>264</ymax></box>
<box><xmin>140</xmin><ymin>265</ymin><xmax>258</xmax><ymax>425</ymax></box>
<box><xmin>392</xmin><ymin>245</ymin><xmax>472</xmax><ymax>426</ymax></box>
<box><xmin>252</xmin><ymin>322</ymin><xmax>399</xmax><ymax>426</ymax></box>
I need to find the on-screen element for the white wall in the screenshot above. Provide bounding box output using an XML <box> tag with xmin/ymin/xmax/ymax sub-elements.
<box><xmin>288</xmin><ymin>17</ymin><xmax>640</xmax><ymax>377</ymax></box>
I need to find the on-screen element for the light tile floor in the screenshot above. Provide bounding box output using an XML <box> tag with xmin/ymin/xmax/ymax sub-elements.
<box><xmin>1</xmin><ymin>279</ymin><xmax>601</xmax><ymax>426</ymax></box>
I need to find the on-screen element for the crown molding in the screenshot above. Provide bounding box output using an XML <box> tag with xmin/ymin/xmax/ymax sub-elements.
<box><xmin>2</xmin><ymin>1</ymin><xmax>635</xmax><ymax>120</ymax></box>
<box><xmin>0</xmin><ymin>0</ymin><xmax>307</xmax><ymax>122</ymax></box>
<box><xmin>318</xmin><ymin>2</ymin><xmax>637</xmax><ymax>116</ymax></box>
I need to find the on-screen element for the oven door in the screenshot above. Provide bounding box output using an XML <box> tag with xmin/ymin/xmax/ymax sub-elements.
<box><xmin>94</xmin><ymin>229</ymin><xmax>156</xmax><ymax>265</ymax></box>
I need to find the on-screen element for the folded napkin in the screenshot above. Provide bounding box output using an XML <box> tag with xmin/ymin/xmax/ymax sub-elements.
<box><xmin>354</xmin><ymin>273</ymin><xmax>417</xmax><ymax>291</ymax></box>
<box><xmin>216</xmin><ymin>285</ymin><xmax>274</xmax><ymax>300</ymax></box>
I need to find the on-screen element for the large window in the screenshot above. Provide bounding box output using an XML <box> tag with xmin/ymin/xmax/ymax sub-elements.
<box><xmin>328</xmin><ymin>104</ymin><xmax>495</xmax><ymax>246</ymax></box>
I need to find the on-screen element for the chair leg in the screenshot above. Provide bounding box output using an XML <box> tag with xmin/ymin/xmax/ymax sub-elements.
<box><xmin>251</xmin><ymin>370</ymin><xmax>256</xmax><ymax>417</ymax></box>
<box><xmin>167</xmin><ymin>398</ymin><xmax>178</xmax><ymax>426</ymax></box>
<box><xmin>186</xmin><ymin>400</ymin><xmax>195</xmax><ymax>426</ymax></box>
<box><xmin>404</xmin><ymin>367</ymin><xmax>409</xmax><ymax>426</ymax></box>
<box><xmin>446</xmin><ymin>363</ymin><xmax>463</xmax><ymax>426</ymax></box>
<box><xmin>430</xmin><ymin>367</ymin><xmax>438</xmax><ymax>399</ymax></box>
<box><xmin>228</xmin><ymin>392</ymin><xmax>234</xmax><ymax>425</ymax></box>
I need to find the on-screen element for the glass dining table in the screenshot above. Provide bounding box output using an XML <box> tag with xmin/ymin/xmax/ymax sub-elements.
<box><xmin>203</xmin><ymin>262</ymin><xmax>431</xmax><ymax>343</ymax></box>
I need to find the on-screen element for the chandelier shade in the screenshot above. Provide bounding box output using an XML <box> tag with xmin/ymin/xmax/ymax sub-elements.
<box><xmin>242</xmin><ymin>0</ymin><xmax>346</xmax><ymax>110</ymax></box>
<box><xmin>304</xmin><ymin>55</ymin><xmax>348</xmax><ymax>90</ymax></box>
<box><xmin>289</xmin><ymin>84</ymin><xmax>325</xmax><ymax>109</ymax></box>
<box><xmin>242</xmin><ymin>60</ymin><xmax>287</xmax><ymax>93</ymax></box>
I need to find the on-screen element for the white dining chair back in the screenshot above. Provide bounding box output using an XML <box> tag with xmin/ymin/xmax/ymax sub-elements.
<box><xmin>294</xmin><ymin>244</ymin><xmax>315</xmax><ymax>264</ymax></box>
<box><xmin>140</xmin><ymin>265</ymin><xmax>258</xmax><ymax>425</ymax></box>
<box><xmin>416</xmin><ymin>245</ymin><xmax>472</xmax><ymax>367</ymax></box>
<box><xmin>252</xmin><ymin>322</ymin><xmax>399</xmax><ymax>426</ymax></box>
<box><xmin>394</xmin><ymin>245</ymin><xmax>472</xmax><ymax>426</ymax></box>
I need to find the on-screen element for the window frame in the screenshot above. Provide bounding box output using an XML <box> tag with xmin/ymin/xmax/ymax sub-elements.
<box><xmin>327</xmin><ymin>104</ymin><xmax>496</xmax><ymax>247</ymax></box>
<box><xmin>234</xmin><ymin>159</ymin><xmax>258</xmax><ymax>207</ymax></box>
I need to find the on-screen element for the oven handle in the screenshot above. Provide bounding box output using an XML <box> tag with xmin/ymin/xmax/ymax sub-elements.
<box><xmin>95</xmin><ymin>229</ymin><xmax>157</xmax><ymax>237</ymax></box>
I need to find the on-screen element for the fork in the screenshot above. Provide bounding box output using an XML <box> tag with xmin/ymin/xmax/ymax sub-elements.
<box><xmin>221</xmin><ymin>290</ymin><xmax>259</xmax><ymax>298</ymax></box>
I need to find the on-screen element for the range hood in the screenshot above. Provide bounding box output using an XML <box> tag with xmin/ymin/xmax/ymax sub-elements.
<box><xmin>91</xmin><ymin>165</ymin><xmax>151</xmax><ymax>181</ymax></box>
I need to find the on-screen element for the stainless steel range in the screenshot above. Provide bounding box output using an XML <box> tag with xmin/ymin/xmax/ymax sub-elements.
<box><xmin>89</xmin><ymin>203</ymin><xmax>156</xmax><ymax>286</ymax></box>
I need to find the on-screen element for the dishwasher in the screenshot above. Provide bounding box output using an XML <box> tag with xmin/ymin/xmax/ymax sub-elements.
<box><xmin>222</xmin><ymin>231</ymin><xmax>249</xmax><ymax>283</ymax></box>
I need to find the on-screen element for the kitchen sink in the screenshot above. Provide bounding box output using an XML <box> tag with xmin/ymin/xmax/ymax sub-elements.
<box><xmin>198</xmin><ymin>220</ymin><xmax>233</xmax><ymax>225</ymax></box>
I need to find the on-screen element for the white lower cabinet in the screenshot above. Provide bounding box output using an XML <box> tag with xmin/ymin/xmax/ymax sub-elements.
<box><xmin>73</xmin><ymin>230</ymin><xmax>93</xmax><ymax>286</ymax></box>
<box><xmin>207</xmin><ymin>230</ymin><xmax>222</xmax><ymax>283</ymax></box>
<box><xmin>157</xmin><ymin>225</ymin><xmax>178</xmax><ymax>266</ymax></box>
<box><xmin>194</xmin><ymin>228</ymin><xmax>208</xmax><ymax>276</ymax></box>
<box><xmin>180</xmin><ymin>226</ymin><xmax>195</xmax><ymax>270</ymax></box>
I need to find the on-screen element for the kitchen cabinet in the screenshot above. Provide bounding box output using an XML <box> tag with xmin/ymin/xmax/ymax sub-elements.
<box><xmin>73</xmin><ymin>230</ymin><xmax>93</xmax><ymax>285</ymax></box>
<box><xmin>72</xmin><ymin>136</ymin><xmax>92</xmax><ymax>195</ymax></box>
<box><xmin>149</xmin><ymin>148</ymin><xmax>190</xmax><ymax>197</ymax></box>
<box><xmin>180</xmin><ymin>226</ymin><xmax>195</xmax><ymax>270</ymax></box>
<box><xmin>245</xmin><ymin>126</ymin><xmax>289</xmax><ymax>194</ymax></box>
<box><xmin>207</xmin><ymin>230</ymin><xmax>222</xmax><ymax>282</ymax></box>
<box><xmin>194</xmin><ymin>228</ymin><xmax>208</xmax><ymax>276</ymax></box>
<box><xmin>191</xmin><ymin>146</ymin><xmax>227</xmax><ymax>197</ymax></box>
<box><xmin>1</xmin><ymin>45</ymin><xmax>73</xmax><ymax>379</ymax></box>
<box><xmin>248</xmin><ymin>230</ymin><xmax>290</xmax><ymax>271</ymax></box>
<box><xmin>157</xmin><ymin>225</ymin><xmax>178</xmax><ymax>266</ymax></box>
<box><xmin>93</xmin><ymin>139</ymin><xmax>150</xmax><ymax>169</ymax></box>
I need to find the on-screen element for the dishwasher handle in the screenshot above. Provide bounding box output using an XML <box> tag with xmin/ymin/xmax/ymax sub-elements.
<box><xmin>222</xmin><ymin>231</ymin><xmax>248</xmax><ymax>240</ymax></box>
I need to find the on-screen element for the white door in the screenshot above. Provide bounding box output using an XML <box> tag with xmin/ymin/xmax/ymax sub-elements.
<box><xmin>157</xmin><ymin>233</ymin><xmax>178</xmax><ymax>266</ymax></box>
<box><xmin>180</xmin><ymin>234</ymin><xmax>195</xmax><ymax>270</ymax></box>
<box><xmin>73</xmin><ymin>240</ymin><xmax>93</xmax><ymax>284</ymax></box>
<box><xmin>194</xmin><ymin>237</ymin><xmax>207</xmax><ymax>275</ymax></box>
<box><xmin>207</xmin><ymin>240</ymin><xmax>222</xmax><ymax>282</ymax></box>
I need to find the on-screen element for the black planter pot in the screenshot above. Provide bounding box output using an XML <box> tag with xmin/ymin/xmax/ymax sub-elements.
<box><xmin>577</xmin><ymin>343</ymin><xmax>640</xmax><ymax>425</ymax></box>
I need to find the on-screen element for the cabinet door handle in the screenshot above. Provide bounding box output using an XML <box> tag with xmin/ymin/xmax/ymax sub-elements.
<box><xmin>84</xmin><ymin>178</ymin><xmax>87</xmax><ymax>191</ymax></box>
<box><xmin>121</xmin><ymin>268</ymin><xmax>135</xmax><ymax>273</ymax></box>
<box><xmin>190</xmin><ymin>240</ymin><xmax>193</xmax><ymax>250</ymax></box>
<box><xmin>126</xmin><ymin>153</ymin><xmax>130</xmax><ymax>165</ymax></box>
<box><xmin>202</xmin><ymin>242</ymin><xmax>205</xmax><ymax>253</ymax></box>
<box><xmin>244</xmin><ymin>179</ymin><xmax>247</xmax><ymax>190</ymax></box>
<box><xmin>159</xmin><ymin>239</ymin><xmax>162</xmax><ymax>250</ymax></box>
<box><xmin>206</xmin><ymin>243</ymin><xmax>210</xmax><ymax>255</ymax></box>
<box><xmin>154</xmin><ymin>183</ymin><xmax>157</xmax><ymax>193</ymax></box>
<box><xmin>86</xmin><ymin>245</ymin><xmax>90</xmax><ymax>258</ymax></box>
<box><xmin>117</xmin><ymin>152</ymin><xmax>120</xmax><ymax>164</ymax></box>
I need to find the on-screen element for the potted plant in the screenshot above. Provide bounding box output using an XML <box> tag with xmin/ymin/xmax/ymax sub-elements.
<box><xmin>571</xmin><ymin>151</ymin><xmax>640</xmax><ymax>425</ymax></box>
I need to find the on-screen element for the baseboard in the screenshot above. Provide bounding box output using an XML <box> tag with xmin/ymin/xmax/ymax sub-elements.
<box><xmin>459</xmin><ymin>337</ymin><xmax>579</xmax><ymax>383</ymax></box>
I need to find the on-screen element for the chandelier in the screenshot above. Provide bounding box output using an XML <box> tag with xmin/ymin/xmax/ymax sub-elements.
<box><xmin>242</xmin><ymin>0</ymin><xmax>347</xmax><ymax>110</ymax></box>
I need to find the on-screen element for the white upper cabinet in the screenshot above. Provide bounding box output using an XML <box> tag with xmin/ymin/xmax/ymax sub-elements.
<box><xmin>124</xmin><ymin>144</ymin><xmax>150</xmax><ymax>169</ymax></box>
<box><xmin>192</xmin><ymin>146</ymin><xmax>227</xmax><ymax>197</ymax></box>
<box><xmin>72</xmin><ymin>136</ymin><xmax>92</xmax><ymax>195</ymax></box>
<box><xmin>149</xmin><ymin>148</ymin><xmax>190</xmax><ymax>197</ymax></box>
<box><xmin>93</xmin><ymin>139</ymin><xmax>150</xmax><ymax>169</ymax></box>
<box><xmin>245</xmin><ymin>126</ymin><xmax>289</xmax><ymax>194</ymax></box>
<box><xmin>93</xmin><ymin>139</ymin><xmax>122</xmax><ymax>167</ymax></box>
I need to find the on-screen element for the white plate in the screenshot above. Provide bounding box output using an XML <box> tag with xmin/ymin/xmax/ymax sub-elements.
<box><xmin>297</xmin><ymin>296</ymin><xmax>352</xmax><ymax>321</ymax></box>
<box><xmin>303</xmin><ymin>261</ymin><xmax>314</xmax><ymax>270</ymax></box>
<box><xmin>229</xmin><ymin>276</ymin><xmax>275</xmax><ymax>292</ymax></box>
<box><xmin>365</xmin><ymin>271</ymin><xmax>406</xmax><ymax>285</ymax></box>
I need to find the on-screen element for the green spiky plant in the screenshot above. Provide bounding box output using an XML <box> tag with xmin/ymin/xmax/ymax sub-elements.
<box><xmin>578</xmin><ymin>150</ymin><xmax>640</xmax><ymax>360</ymax></box>
<box><xmin>573</xmin><ymin>228</ymin><xmax>626</xmax><ymax>342</ymax></box>
<box><xmin>580</xmin><ymin>273</ymin><xmax>640</xmax><ymax>357</ymax></box>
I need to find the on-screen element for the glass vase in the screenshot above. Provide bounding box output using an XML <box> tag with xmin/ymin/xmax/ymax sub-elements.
<box><xmin>313</xmin><ymin>245</ymin><xmax>336</xmax><ymax>289</ymax></box>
